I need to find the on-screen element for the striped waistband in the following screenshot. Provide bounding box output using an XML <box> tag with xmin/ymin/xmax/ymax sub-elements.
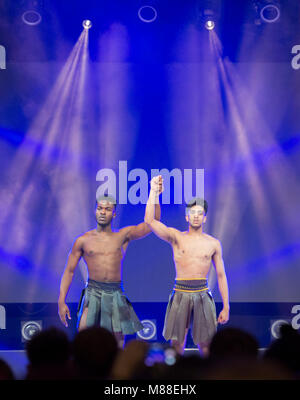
<box><xmin>174</xmin><ymin>279</ymin><xmax>208</xmax><ymax>293</ymax></box>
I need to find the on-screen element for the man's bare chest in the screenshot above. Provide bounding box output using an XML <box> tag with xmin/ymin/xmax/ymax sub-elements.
<box><xmin>174</xmin><ymin>236</ymin><xmax>215</xmax><ymax>260</ymax></box>
<box><xmin>82</xmin><ymin>235</ymin><xmax>126</xmax><ymax>257</ymax></box>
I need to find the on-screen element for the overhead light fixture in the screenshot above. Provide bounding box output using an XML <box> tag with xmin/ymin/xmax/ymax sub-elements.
<box><xmin>253</xmin><ymin>1</ymin><xmax>281</xmax><ymax>24</ymax></box>
<box><xmin>82</xmin><ymin>19</ymin><xmax>92</xmax><ymax>30</ymax></box>
<box><xmin>138</xmin><ymin>6</ymin><xmax>158</xmax><ymax>23</ymax></box>
<box><xmin>21</xmin><ymin>10</ymin><xmax>42</xmax><ymax>26</ymax></box>
<box><xmin>203</xmin><ymin>9</ymin><xmax>216</xmax><ymax>31</ymax></box>
<box><xmin>198</xmin><ymin>8</ymin><xmax>217</xmax><ymax>31</ymax></box>
<box><xmin>205</xmin><ymin>19</ymin><xmax>215</xmax><ymax>30</ymax></box>
<box><xmin>197</xmin><ymin>1</ymin><xmax>220</xmax><ymax>31</ymax></box>
<box><xmin>260</xmin><ymin>3</ymin><xmax>280</xmax><ymax>23</ymax></box>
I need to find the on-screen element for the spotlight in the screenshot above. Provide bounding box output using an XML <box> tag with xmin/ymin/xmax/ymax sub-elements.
<box><xmin>136</xmin><ymin>320</ymin><xmax>157</xmax><ymax>340</ymax></box>
<box><xmin>21</xmin><ymin>320</ymin><xmax>42</xmax><ymax>342</ymax></box>
<box><xmin>138</xmin><ymin>6</ymin><xmax>158</xmax><ymax>23</ymax></box>
<box><xmin>200</xmin><ymin>8</ymin><xmax>217</xmax><ymax>30</ymax></box>
<box><xmin>270</xmin><ymin>319</ymin><xmax>289</xmax><ymax>339</ymax></box>
<box><xmin>260</xmin><ymin>3</ymin><xmax>280</xmax><ymax>23</ymax></box>
<box><xmin>21</xmin><ymin>10</ymin><xmax>42</xmax><ymax>26</ymax></box>
<box><xmin>82</xmin><ymin>19</ymin><xmax>92</xmax><ymax>30</ymax></box>
<box><xmin>205</xmin><ymin>19</ymin><xmax>215</xmax><ymax>30</ymax></box>
<box><xmin>253</xmin><ymin>1</ymin><xmax>281</xmax><ymax>24</ymax></box>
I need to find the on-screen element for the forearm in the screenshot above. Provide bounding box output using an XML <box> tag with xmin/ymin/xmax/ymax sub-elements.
<box><xmin>154</xmin><ymin>200</ymin><xmax>161</xmax><ymax>221</ymax></box>
<box><xmin>218</xmin><ymin>273</ymin><xmax>229</xmax><ymax>310</ymax></box>
<box><xmin>145</xmin><ymin>189</ymin><xmax>159</xmax><ymax>224</ymax></box>
<box><xmin>58</xmin><ymin>269</ymin><xmax>74</xmax><ymax>304</ymax></box>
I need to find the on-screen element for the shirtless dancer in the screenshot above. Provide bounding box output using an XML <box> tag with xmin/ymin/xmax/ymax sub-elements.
<box><xmin>145</xmin><ymin>176</ymin><xmax>229</xmax><ymax>355</ymax></box>
<box><xmin>58</xmin><ymin>194</ymin><xmax>161</xmax><ymax>347</ymax></box>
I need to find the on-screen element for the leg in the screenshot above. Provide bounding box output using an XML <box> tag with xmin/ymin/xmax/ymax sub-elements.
<box><xmin>114</xmin><ymin>332</ymin><xmax>125</xmax><ymax>349</ymax></box>
<box><xmin>197</xmin><ymin>342</ymin><xmax>210</xmax><ymax>358</ymax></box>
<box><xmin>171</xmin><ymin>328</ymin><xmax>188</xmax><ymax>355</ymax></box>
<box><xmin>79</xmin><ymin>308</ymin><xmax>124</xmax><ymax>349</ymax></box>
<box><xmin>78</xmin><ymin>307</ymin><xmax>89</xmax><ymax>331</ymax></box>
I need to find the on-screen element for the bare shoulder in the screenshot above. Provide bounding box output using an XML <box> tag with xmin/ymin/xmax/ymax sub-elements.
<box><xmin>203</xmin><ymin>233</ymin><xmax>222</xmax><ymax>250</ymax></box>
<box><xmin>170</xmin><ymin>228</ymin><xmax>195</xmax><ymax>246</ymax></box>
<box><xmin>170</xmin><ymin>227</ymin><xmax>182</xmax><ymax>235</ymax></box>
<box><xmin>111</xmin><ymin>226</ymin><xmax>135</xmax><ymax>242</ymax></box>
<box><xmin>81</xmin><ymin>230</ymin><xmax>95</xmax><ymax>239</ymax></box>
<box><xmin>176</xmin><ymin>229</ymin><xmax>189</xmax><ymax>239</ymax></box>
<box><xmin>76</xmin><ymin>230</ymin><xmax>95</xmax><ymax>245</ymax></box>
<box><xmin>69</xmin><ymin>233</ymin><xmax>87</xmax><ymax>254</ymax></box>
<box><xmin>117</xmin><ymin>225</ymin><xmax>131</xmax><ymax>237</ymax></box>
<box><xmin>169</xmin><ymin>227</ymin><xmax>183</xmax><ymax>243</ymax></box>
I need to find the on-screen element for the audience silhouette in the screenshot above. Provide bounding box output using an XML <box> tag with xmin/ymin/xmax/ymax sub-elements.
<box><xmin>263</xmin><ymin>323</ymin><xmax>300</xmax><ymax>377</ymax></box>
<box><xmin>72</xmin><ymin>326</ymin><xmax>119</xmax><ymax>379</ymax></box>
<box><xmin>25</xmin><ymin>326</ymin><xmax>74</xmax><ymax>380</ymax></box>
<box><xmin>0</xmin><ymin>323</ymin><xmax>299</xmax><ymax>380</ymax></box>
<box><xmin>0</xmin><ymin>359</ymin><xmax>15</xmax><ymax>380</ymax></box>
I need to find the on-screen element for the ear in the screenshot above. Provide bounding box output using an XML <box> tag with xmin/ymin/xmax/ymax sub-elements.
<box><xmin>185</xmin><ymin>214</ymin><xmax>189</xmax><ymax>223</ymax></box>
<box><xmin>203</xmin><ymin>214</ymin><xmax>207</xmax><ymax>224</ymax></box>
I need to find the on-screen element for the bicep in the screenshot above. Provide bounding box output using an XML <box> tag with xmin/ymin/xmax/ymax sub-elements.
<box><xmin>66</xmin><ymin>238</ymin><xmax>83</xmax><ymax>272</ymax></box>
<box><xmin>148</xmin><ymin>220</ymin><xmax>176</xmax><ymax>243</ymax></box>
<box><xmin>212</xmin><ymin>241</ymin><xmax>225</xmax><ymax>277</ymax></box>
<box><xmin>126</xmin><ymin>222</ymin><xmax>151</xmax><ymax>241</ymax></box>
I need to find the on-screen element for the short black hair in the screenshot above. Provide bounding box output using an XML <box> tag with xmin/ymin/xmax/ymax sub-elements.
<box><xmin>95</xmin><ymin>194</ymin><xmax>117</xmax><ymax>210</ymax></box>
<box><xmin>25</xmin><ymin>327</ymin><xmax>71</xmax><ymax>367</ymax></box>
<box><xmin>185</xmin><ymin>197</ymin><xmax>208</xmax><ymax>215</ymax></box>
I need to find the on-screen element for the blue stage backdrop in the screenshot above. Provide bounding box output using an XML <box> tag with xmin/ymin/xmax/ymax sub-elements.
<box><xmin>0</xmin><ymin>1</ymin><xmax>300</xmax><ymax>347</ymax></box>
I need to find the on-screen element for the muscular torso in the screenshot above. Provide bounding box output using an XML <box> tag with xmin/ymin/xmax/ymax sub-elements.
<box><xmin>80</xmin><ymin>229</ymin><xmax>129</xmax><ymax>282</ymax></box>
<box><xmin>171</xmin><ymin>231</ymin><xmax>217</xmax><ymax>279</ymax></box>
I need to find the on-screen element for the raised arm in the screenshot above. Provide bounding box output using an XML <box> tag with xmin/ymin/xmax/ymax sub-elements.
<box><xmin>121</xmin><ymin>177</ymin><xmax>162</xmax><ymax>243</ymax></box>
<box><xmin>119</xmin><ymin>204</ymin><xmax>161</xmax><ymax>246</ymax></box>
<box><xmin>144</xmin><ymin>176</ymin><xmax>177</xmax><ymax>244</ymax></box>
<box><xmin>124</xmin><ymin>201</ymin><xmax>161</xmax><ymax>242</ymax></box>
<box><xmin>58</xmin><ymin>236</ymin><xmax>83</xmax><ymax>327</ymax></box>
<box><xmin>212</xmin><ymin>240</ymin><xmax>229</xmax><ymax>324</ymax></box>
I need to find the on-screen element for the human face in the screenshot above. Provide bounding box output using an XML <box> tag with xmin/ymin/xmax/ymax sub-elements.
<box><xmin>185</xmin><ymin>205</ymin><xmax>206</xmax><ymax>229</ymax></box>
<box><xmin>95</xmin><ymin>200</ymin><xmax>116</xmax><ymax>226</ymax></box>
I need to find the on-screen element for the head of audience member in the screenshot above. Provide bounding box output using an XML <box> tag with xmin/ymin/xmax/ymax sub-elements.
<box><xmin>25</xmin><ymin>326</ymin><xmax>73</xmax><ymax>380</ymax></box>
<box><xmin>0</xmin><ymin>359</ymin><xmax>15</xmax><ymax>380</ymax></box>
<box><xmin>72</xmin><ymin>326</ymin><xmax>119</xmax><ymax>379</ymax></box>
<box><xmin>263</xmin><ymin>323</ymin><xmax>300</xmax><ymax>376</ymax></box>
<box><xmin>209</xmin><ymin>327</ymin><xmax>259</xmax><ymax>362</ymax></box>
<box><xmin>110</xmin><ymin>339</ymin><xmax>150</xmax><ymax>379</ymax></box>
<box><xmin>203</xmin><ymin>357</ymin><xmax>293</xmax><ymax>380</ymax></box>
